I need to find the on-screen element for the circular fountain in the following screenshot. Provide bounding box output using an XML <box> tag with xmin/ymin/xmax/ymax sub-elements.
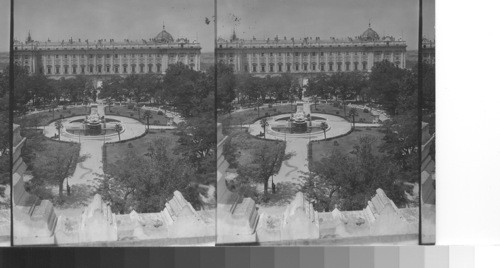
<box><xmin>248</xmin><ymin>102</ymin><xmax>352</xmax><ymax>141</ymax></box>
<box><xmin>44</xmin><ymin>103</ymin><xmax>146</xmax><ymax>143</ymax></box>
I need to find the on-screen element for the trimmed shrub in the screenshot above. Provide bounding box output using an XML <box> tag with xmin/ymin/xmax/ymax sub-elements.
<box><xmin>127</xmin><ymin>104</ymin><xmax>134</xmax><ymax>109</ymax></box>
<box><xmin>268</xmin><ymin>104</ymin><xmax>273</xmax><ymax>108</ymax></box>
<box><xmin>157</xmin><ymin>110</ymin><xmax>164</xmax><ymax>115</ymax></box>
<box><xmin>363</xmin><ymin>108</ymin><xmax>369</xmax><ymax>113</ymax></box>
<box><xmin>130</xmin><ymin>113</ymin><xmax>134</xmax><ymax>117</ymax></box>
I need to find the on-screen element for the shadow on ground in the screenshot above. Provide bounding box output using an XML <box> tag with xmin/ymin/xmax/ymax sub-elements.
<box><xmin>54</xmin><ymin>184</ymin><xmax>95</xmax><ymax>209</ymax></box>
<box><xmin>259</xmin><ymin>181</ymin><xmax>299</xmax><ymax>207</ymax></box>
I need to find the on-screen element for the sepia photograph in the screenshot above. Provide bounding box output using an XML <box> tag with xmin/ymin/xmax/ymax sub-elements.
<box><xmin>216</xmin><ymin>0</ymin><xmax>421</xmax><ymax>245</ymax></box>
<box><xmin>11</xmin><ymin>0</ymin><xmax>216</xmax><ymax>246</ymax></box>
<box><xmin>420</xmin><ymin>0</ymin><xmax>435</xmax><ymax>245</ymax></box>
<box><xmin>0</xmin><ymin>0</ymin><xmax>11</xmax><ymax>247</ymax></box>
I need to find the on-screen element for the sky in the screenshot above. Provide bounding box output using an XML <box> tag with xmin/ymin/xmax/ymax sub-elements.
<box><xmin>0</xmin><ymin>0</ymin><xmax>10</xmax><ymax>52</ymax></box>
<box><xmin>1</xmin><ymin>0</ymin><xmax>435</xmax><ymax>53</ymax></box>
<box><xmin>12</xmin><ymin>0</ymin><xmax>215</xmax><ymax>52</ymax></box>
<box><xmin>218</xmin><ymin>0</ymin><xmax>432</xmax><ymax>50</ymax></box>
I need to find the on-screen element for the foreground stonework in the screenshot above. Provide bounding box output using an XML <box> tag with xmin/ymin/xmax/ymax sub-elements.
<box><xmin>216</xmin><ymin>123</ymin><xmax>418</xmax><ymax>245</ymax></box>
<box><xmin>421</xmin><ymin>122</ymin><xmax>436</xmax><ymax>244</ymax></box>
<box><xmin>13</xmin><ymin>124</ymin><xmax>215</xmax><ymax>246</ymax></box>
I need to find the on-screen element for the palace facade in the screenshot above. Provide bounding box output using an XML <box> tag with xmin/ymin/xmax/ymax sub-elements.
<box><xmin>422</xmin><ymin>38</ymin><xmax>435</xmax><ymax>64</ymax></box>
<box><xmin>216</xmin><ymin>25</ymin><xmax>406</xmax><ymax>77</ymax></box>
<box><xmin>13</xmin><ymin>26</ymin><xmax>201</xmax><ymax>79</ymax></box>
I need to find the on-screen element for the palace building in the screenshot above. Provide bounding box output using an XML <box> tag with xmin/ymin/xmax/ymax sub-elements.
<box><xmin>13</xmin><ymin>26</ymin><xmax>201</xmax><ymax>79</ymax></box>
<box><xmin>422</xmin><ymin>38</ymin><xmax>435</xmax><ymax>64</ymax></box>
<box><xmin>216</xmin><ymin>24</ymin><xmax>406</xmax><ymax>77</ymax></box>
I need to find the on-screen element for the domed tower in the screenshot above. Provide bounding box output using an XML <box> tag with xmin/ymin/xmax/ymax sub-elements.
<box><xmin>359</xmin><ymin>23</ymin><xmax>380</xmax><ymax>41</ymax></box>
<box><xmin>153</xmin><ymin>24</ymin><xmax>174</xmax><ymax>43</ymax></box>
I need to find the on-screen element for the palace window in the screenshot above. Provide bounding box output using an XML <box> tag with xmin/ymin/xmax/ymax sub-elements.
<box><xmin>320</xmin><ymin>52</ymin><xmax>324</xmax><ymax>56</ymax></box>
<box><xmin>81</xmin><ymin>66</ymin><xmax>85</xmax><ymax>74</ymax></box>
<box><xmin>106</xmin><ymin>65</ymin><xmax>110</xmax><ymax>73</ymax></box>
<box><xmin>89</xmin><ymin>65</ymin><xmax>94</xmax><ymax>73</ymax></box>
<box><xmin>303</xmin><ymin>63</ymin><xmax>308</xmax><ymax>71</ymax></box>
<box><xmin>362</xmin><ymin>62</ymin><xmax>367</xmax><ymax>70</ymax></box>
<box><xmin>295</xmin><ymin>64</ymin><xmax>299</xmax><ymax>71</ymax></box>
<box><xmin>132</xmin><ymin>65</ymin><xmax>136</xmax><ymax>73</ymax></box>
<box><xmin>252</xmin><ymin>65</ymin><xmax>257</xmax><ymax>72</ymax></box>
<box><xmin>106</xmin><ymin>54</ymin><xmax>110</xmax><ymax>58</ymax></box>
<box><xmin>55</xmin><ymin>55</ymin><xmax>59</xmax><ymax>58</ymax></box>
<box><xmin>47</xmin><ymin>66</ymin><xmax>52</xmax><ymax>74</ymax></box>
<box><xmin>337</xmin><ymin>62</ymin><xmax>342</xmax><ymax>71</ymax></box>
<box><xmin>64</xmin><ymin>55</ymin><xmax>68</xmax><ymax>59</ymax></box>
<box><xmin>140</xmin><ymin>65</ymin><xmax>144</xmax><ymax>73</ymax></box>
<box><xmin>261</xmin><ymin>53</ymin><xmax>265</xmax><ymax>57</ymax></box>
<box><xmin>320</xmin><ymin>64</ymin><xmax>325</xmax><ymax>71</ymax></box>
<box><xmin>312</xmin><ymin>52</ymin><xmax>316</xmax><ymax>56</ymax></box>
<box><xmin>345</xmin><ymin>62</ymin><xmax>350</xmax><ymax>71</ymax></box>
<box><xmin>114</xmin><ymin>65</ymin><xmax>119</xmax><ymax>73</ymax></box>
<box><xmin>354</xmin><ymin>62</ymin><xmax>358</xmax><ymax>71</ymax></box>
<box><xmin>55</xmin><ymin>66</ymin><xmax>60</xmax><ymax>74</ymax></box>
<box><xmin>295</xmin><ymin>52</ymin><xmax>299</xmax><ymax>56</ymax></box>
<box><xmin>73</xmin><ymin>66</ymin><xmax>77</xmax><ymax>74</ymax></box>
<box><xmin>114</xmin><ymin>54</ymin><xmax>118</xmax><ymax>58</ymax></box>
<box><xmin>329</xmin><ymin>63</ymin><xmax>333</xmax><ymax>71</ymax></box>
<box><xmin>312</xmin><ymin>63</ymin><xmax>316</xmax><ymax>71</ymax></box>
<box><xmin>123</xmin><ymin>65</ymin><xmax>128</xmax><ymax>73</ymax></box>
<box><xmin>97</xmin><ymin>65</ymin><xmax>102</xmax><ymax>73</ymax></box>
<box><xmin>64</xmin><ymin>66</ymin><xmax>68</xmax><ymax>74</ymax></box>
<box><xmin>287</xmin><ymin>64</ymin><xmax>291</xmax><ymax>72</ymax></box>
<box><xmin>73</xmin><ymin>55</ymin><xmax>76</xmax><ymax>59</ymax></box>
<box><xmin>270</xmin><ymin>53</ymin><xmax>273</xmax><ymax>56</ymax></box>
<box><xmin>244</xmin><ymin>65</ymin><xmax>248</xmax><ymax>72</ymax></box>
<box><xmin>269</xmin><ymin>64</ymin><xmax>274</xmax><ymax>72</ymax></box>
<box><xmin>156</xmin><ymin>64</ymin><xmax>161</xmax><ymax>73</ymax></box>
<box><xmin>148</xmin><ymin>65</ymin><xmax>152</xmax><ymax>73</ymax></box>
<box><xmin>261</xmin><ymin>64</ymin><xmax>265</xmax><ymax>72</ymax></box>
<box><xmin>278</xmin><ymin>64</ymin><xmax>282</xmax><ymax>72</ymax></box>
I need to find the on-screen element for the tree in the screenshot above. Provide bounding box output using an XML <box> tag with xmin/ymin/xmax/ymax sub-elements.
<box><xmin>303</xmin><ymin>136</ymin><xmax>408</xmax><ymax>211</ymax></box>
<box><xmin>115</xmin><ymin>124</ymin><xmax>123</xmax><ymax>141</ymax></box>
<box><xmin>256</xmin><ymin>99</ymin><xmax>263</xmax><ymax>118</ymax></box>
<box><xmin>348</xmin><ymin>108</ymin><xmax>359</xmax><ymax>129</ymax></box>
<box><xmin>237</xmin><ymin>142</ymin><xmax>293</xmax><ymax>196</ymax></box>
<box><xmin>260</xmin><ymin>118</ymin><xmax>269</xmax><ymax>138</ymax></box>
<box><xmin>312</xmin><ymin>95</ymin><xmax>319</xmax><ymax>110</ymax></box>
<box><xmin>368</xmin><ymin>60</ymin><xmax>408</xmax><ymax>115</ymax></box>
<box><xmin>216</xmin><ymin>63</ymin><xmax>237</xmax><ymax>114</ymax></box>
<box><xmin>32</xmin><ymin>142</ymin><xmax>85</xmax><ymax>199</ymax></box>
<box><xmin>143</xmin><ymin>110</ymin><xmax>153</xmax><ymax>130</ymax></box>
<box><xmin>320</xmin><ymin>122</ymin><xmax>328</xmax><ymax>139</ymax></box>
<box><xmin>97</xmin><ymin>138</ymin><xmax>196</xmax><ymax>213</ymax></box>
<box><xmin>54</xmin><ymin>120</ymin><xmax>63</xmax><ymax>140</ymax></box>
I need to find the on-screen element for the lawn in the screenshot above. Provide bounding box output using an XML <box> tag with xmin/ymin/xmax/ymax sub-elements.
<box><xmin>17</xmin><ymin>106</ymin><xmax>88</xmax><ymax>126</ymax></box>
<box><xmin>106</xmin><ymin>105</ymin><xmax>172</xmax><ymax>126</ymax></box>
<box><xmin>311</xmin><ymin>103</ymin><xmax>375</xmax><ymax>123</ymax></box>
<box><xmin>219</xmin><ymin>104</ymin><xmax>297</xmax><ymax>126</ymax></box>
<box><xmin>311</xmin><ymin>127</ymin><xmax>386</xmax><ymax>163</ymax></box>
<box><xmin>227</xmin><ymin>129</ymin><xmax>285</xmax><ymax>167</ymax></box>
<box><xmin>104</xmin><ymin>130</ymin><xmax>180</xmax><ymax>169</ymax></box>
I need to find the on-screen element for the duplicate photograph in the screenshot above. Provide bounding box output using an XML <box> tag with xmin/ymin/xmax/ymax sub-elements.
<box><xmin>216</xmin><ymin>0</ymin><xmax>421</xmax><ymax>245</ymax></box>
<box><xmin>12</xmin><ymin>0</ymin><xmax>216</xmax><ymax>246</ymax></box>
<box><xmin>420</xmin><ymin>0</ymin><xmax>436</xmax><ymax>245</ymax></box>
<box><xmin>0</xmin><ymin>0</ymin><xmax>11</xmax><ymax>247</ymax></box>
